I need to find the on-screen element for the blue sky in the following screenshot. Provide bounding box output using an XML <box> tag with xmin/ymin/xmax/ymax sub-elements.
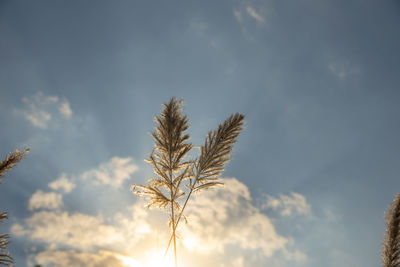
<box><xmin>1</xmin><ymin>0</ymin><xmax>400</xmax><ymax>266</ymax></box>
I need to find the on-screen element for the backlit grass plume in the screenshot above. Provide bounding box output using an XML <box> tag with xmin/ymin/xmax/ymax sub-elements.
<box><xmin>131</xmin><ymin>98</ymin><xmax>244</xmax><ymax>267</ymax></box>
<box><xmin>382</xmin><ymin>193</ymin><xmax>400</xmax><ymax>267</ymax></box>
<box><xmin>0</xmin><ymin>148</ymin><xmax>29</xmax><ymax>266</ymax></box>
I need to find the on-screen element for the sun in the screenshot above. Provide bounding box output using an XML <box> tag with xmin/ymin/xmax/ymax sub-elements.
<box><xmin>118</xmin><ymin>255</ymin><xmax>143</xmax><ymax>267</ymax></box>
<box><xmin>119</xmin><ymin>249</ymin><xmax>174</xmax><ymax>267</ymax></box>
<box><xmin>143</xmin><ymin>249</ymin><xmax>174</xmax><ymax>267</ymax></box>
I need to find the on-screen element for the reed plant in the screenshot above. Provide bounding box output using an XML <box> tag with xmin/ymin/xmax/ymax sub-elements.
<box><xmin>131</xmin><ymin>98</ymin><xmax>244</xmax><ymax>267</ymax></box>
<box><xmin>382</xmin><ymin>193</ymin><xmax>400</xmax><ymax>267</ymax></box>
<box><xmin>0</xmin><ymin>148</ymin><xmax>29</xmax><ymax>266</ymax></box>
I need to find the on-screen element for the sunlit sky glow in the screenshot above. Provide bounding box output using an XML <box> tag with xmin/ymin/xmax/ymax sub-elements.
<box><xmin>118</xmin><ymin>249</ymin><xmax>175</xmax><ymax>267</ymax></box>
<box><xmin>1</xmin><ymin>0</ymin><xmax>400</xmax><ymax>266</ymax></box>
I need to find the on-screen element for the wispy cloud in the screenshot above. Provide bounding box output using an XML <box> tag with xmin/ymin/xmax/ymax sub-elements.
<box><xmin>28</xmin><ymin>190</ymin><xmax>63</xmax><ymax>210</ymax></box>
<box><xmin>48</xmin><ymin>173</ymin><xmax>76</xmax><ymax>193</ymax></box>
<box><xmin>328</xmin><ymin>62</ymin><xmax>360</xmax><ymax>80</ymax></box>
<box><xmin>234</xmin><ymin>5</ymin><xmax>266</xmax><ymax>26</ymax></box>
<box><xmin>58</xmin><ymin>99</ymin><xmax>73</xmax><ymax>118</ymax></box>
<box><xmin>17</xmin><ymin>91</ymin><xmax>73</xmax><ymax>128</ymax></box>
<box><xmin>234</xmin><ymin>9</ymin><xmax>243</xmax><ymax>23</ymax></box>
<box><xmin>81</xmin><ymin>157</ymin><xmax>138</xmax><ymax>188</ymax></box>
<box><xmin>261</xmin><ymin>192</ymin><xmax>312</xmax><ymax>218</ymax></box>
<box><xmin>246</xmin><ymin>6</ymin><xmax>265</xmax><ymax>24</ymax></box>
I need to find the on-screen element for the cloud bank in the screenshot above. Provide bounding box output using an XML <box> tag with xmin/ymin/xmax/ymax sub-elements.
<box><xmin>182</xmin><ymin>178</ymin><xmax>287</xmax><ymax>256</ymax></box>
<box><xmin>12</xmin><ymin>162</ymin><xmax>308</xmax><ymax>267</ymax></box>
<box><xmin>28</xmin><ymin>191</ymin><xmax>63</xmax><ymax>211</ymax></box>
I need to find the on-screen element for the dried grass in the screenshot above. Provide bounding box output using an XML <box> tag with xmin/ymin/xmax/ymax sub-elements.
<box><xmin>131</xmin><ymin>98</ymin><xmax>244</xmax><ymax>266</ymax></box>
<box><xmin>383</xmin><ymin>193</ymin><xmax>400</xmax><ymax>267</ymax></box>
<box><xmin>0</xmin><ymin>148</ymin><xmax>29</xmax><ymax>266</ymax></box>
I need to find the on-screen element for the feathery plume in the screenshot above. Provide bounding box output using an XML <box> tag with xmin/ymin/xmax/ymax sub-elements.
<box><xmin>194</xmin><ymin>113</ymin><xmax>245</xmax><ymax>191</ymax></box>
<box><xmin>0</xmin><ymin>148</ymin><xmax>29</xmax><ymax>266</ymax></box>
<box><xmin>0</xmin><ymin>148</ymin><xmax>29</xmax><ymax>180</ymax></box>
<box><xmin>0</xmin><ymin>213</ymin><xmax>12</xmax><ymax>266</ymax></box>
<box><xmin>164</xmin><ymin>113</ymin><xmax>244</xmax><ymax>258</ymax></box>
<box><xmin>132</xmin><ymin>98</ymin><xmax>244</xmax><ymax>267</ymax></box>
<box><xmin>132</xmin><ymin>98</ymin><xmax>193</xmax><ymax>266</ymax></box>
<box><xmin>383</xmin><ymin>193</ymin><xmax>400</xmax><ymax>267</ymax></box>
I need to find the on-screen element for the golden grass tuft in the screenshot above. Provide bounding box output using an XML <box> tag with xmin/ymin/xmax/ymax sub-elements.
<box><xmin>131</xmin><ymin>98</ymin><xmax>244</xmax><ymax>267</ymax></box>
<box><xmin>0</xmin><ymin>148</ymin><xmax>29</xmax><ymax>265</ymax></box>
<box><xmin>383</xmin><ymin>193</ymin><xmax>400</xmax><ymax>267</ymax></box>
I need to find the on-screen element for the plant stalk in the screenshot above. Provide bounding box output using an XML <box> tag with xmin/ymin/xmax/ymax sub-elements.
<box><xmin>168</xmin><ymin>152</ymin><xmax>178</xmax><ymax>267</ymax></box>
<box><xmin>164</xmin><ymin>170</ymin><xmax>200</xmax><ymax>258</ymax></box>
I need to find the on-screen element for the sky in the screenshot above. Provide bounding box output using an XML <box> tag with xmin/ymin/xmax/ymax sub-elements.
<box><xmin>1</xmin><ymin>0</ymin><xmax>400</xmax><ymax>266</ymax></box>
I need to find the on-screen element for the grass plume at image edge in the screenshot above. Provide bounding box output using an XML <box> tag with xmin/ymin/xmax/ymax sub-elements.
<box><xmin>382</xmin><ymin>193</ymin><xmax>400</xmax><ymax>267</ymax></box>
<box><xmin>0</xmin><ymin>148</ymin><xmax>29</xmax><ymax>266</ymax></box>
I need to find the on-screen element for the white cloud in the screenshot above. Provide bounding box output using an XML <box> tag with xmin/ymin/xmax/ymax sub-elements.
<box><xmin>262</xmin><ymin>192</ymin><xmax>312</xmax><ymax>218</ymax></box>
<box><xmin>11</xmin><ymin>211</ymin><xmax>126</xmax><ymax>250</ymax></box>
<box><xmin>15</xmin><ymin>176</ymin><xmax>307</xmax><ymax>266</ymax></box>
<box><xmin>181</xmin><ymin>178</ymin><xmax>287</xmax><ymax>257</ymax></box>
<box><xmin>328</xmin><ymin>62</ymin><xmax>360</xmax><ymax>80</ymax></box>
<box><xmin>246</xmin><ymin>6</ymin><xmax>265</xmax><ymax>24</ymax></box>
<box><xmin>30</xmin><ymin>249</ymin><xmax>131</xmax><ymax>267</ymax></box>
<box><xmin>81</xmin><ymin>157</ymin><xmax>138</xmax><ymax>187</ymax></box>
<box><xmin>28</xmin><ymin>190</ymin><xmax>63</xmax><ymax>210</ymax></box>
<box><xmin>23</xmin><ymin>110</ymin><xmax>52</xmax><ymax>128</ymax></box>
<box><xmin>12</xmin><ymin>202</ymin><xmax>165</xmax><ymax>266</ymax></box>
<box><xmin>59</xmin><ymin>98</ymin><xmax>73</xmax><ymax>118</ymax></box>
<box><xmin>18</xmin><ymin>91</ymin><xmax>73</xmax><ymax>128</ymax></box>
<box><xmin>232</xmin><ymin>257</ymin><xmax>245</xmax><ymax>267</ymax></box>
<box><xmin>48</xmin><ymin>173</ymin><xmax>76</xmax><ymax>193</ymax></box>
<box><xmin>234</xmin><ymin>5</ymin><xmax>266</xmax><ymax>26</ymax></box>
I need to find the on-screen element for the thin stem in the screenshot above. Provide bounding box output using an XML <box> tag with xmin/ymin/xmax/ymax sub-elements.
<box><xmin>164</xmin><ymin>170</ymin><xmax>200</xmax><ymax>258</ymax></box>
<box><xmin>171</xmin><ymin>194</ymin><xmax>177</xmax><ymax>267</ymax></box>
<box><xmin>168</xmin><ymin>152</ymin><xmax>178</xmax><ymax>267</ymax></box>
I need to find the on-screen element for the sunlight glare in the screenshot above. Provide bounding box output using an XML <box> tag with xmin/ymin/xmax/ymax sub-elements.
<box><xmin>119</xmin><ymin>255</ymin><xmax>143</xmax><ymax>267</ymax></box>
<box><xmin>118</xmin><ymin>249</ymin><xmax>174</xmax><ymax>267</ymax></box>
<box><xmin>182</xmin><ymin>234</ymin><xmax>200</xmax><ymax>251</ymax></box>
<box><xmin>143</xmin><ymin>249</ymin><xmax>174</xmax><ymax>267</ymax></box>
